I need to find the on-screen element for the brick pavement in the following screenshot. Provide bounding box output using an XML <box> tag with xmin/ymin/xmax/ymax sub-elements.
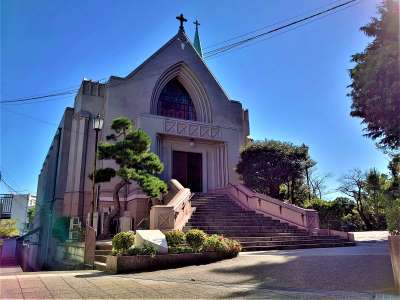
<box><xmin>0</xmin><ymin>242</ymin><xmax>398</xmax><ymax>299</ymax></box>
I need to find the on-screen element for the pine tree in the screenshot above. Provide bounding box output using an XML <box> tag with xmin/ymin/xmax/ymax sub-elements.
<box><xmin>349</xmin><ymin>0</ymin><xmax>400</xmax><ymax>151</ymax></box>
<box><xmin>94</xmin><ymin>117</ymin><xmax>167</xmax><ymax>235</ymax></box>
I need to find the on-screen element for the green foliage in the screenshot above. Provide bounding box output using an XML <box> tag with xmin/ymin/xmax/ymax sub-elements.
<box><xmin>349</xmin><ymin>0</ymin><xmax>400</xmax><ymax>150</ymax></box>
<box><xmin>52</xmin><ymin>217</ymin><xmax>69</xmax><ymax>242</ymax></box>
<box><xmin>27</xmin><ymin>207</ymin><xmax>36</xmax><ymax>225</ymax></box>
<box><xmin>385</xmin><ymin>197</ymin><xmax>400</xmax><ymax>235</ymax></box>
<box><xmin>0</xmin><ymin>219</ymin><xmax>19</xmax><ymax>238</ymax></box>
<box><xmin>112</xmin><ymin>231</ymin><xmax>135</xmax><ymax>254</ymax></box>
<box><xmin>224</xmin><ymin>238</ymin><xmax>242</xmax><ymax>257</ymax></box>
<box><xmin>237</xmin><ymin>140</ymin><xmax>315</xmax><ymax>203</ymax></box>
<box><xmin>96</xmin><ymin>117</ymin><xmax>167</xmax><ymax>199</ymax></box>
<box><xmin>304</xmin><ymin>198</ymin><xmax>360</xmax><ymax>231</ymax></box>
<box><xmin>185</xmin><ymin>229</ymin><xmax>207</xmax><ymax>251</ymax></box>
<box><xmin>202</xmin><ymin>235</ymin><xmax>241</xmax><ymax>257</ymax></box>
<box><xmin>126</xmin><ymin>243</ymin><xmax>158</xmax><ymax>257</ymax></box>
<box><xmin>165</xmin><ymin>230</ymin><xmax>186</xmax><ymax>247</ymax></box>
<box><xmin>168</xmin><ymin>245</ymin><xmax>195</xmax><ymax>254</ymax></box>
<box><xmin>203</xmin><ymin>235</ymin><xmax>229</xmax><ymax>253</ymax></box>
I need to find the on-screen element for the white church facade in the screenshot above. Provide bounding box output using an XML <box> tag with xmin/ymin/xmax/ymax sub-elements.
<box><xmin>36</xmin><ymin>17</ymin><xmax>249</xmax><ymax>236</ymax></box>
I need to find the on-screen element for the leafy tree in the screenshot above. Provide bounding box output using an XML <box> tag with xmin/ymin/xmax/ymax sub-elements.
<box><xmin>348</xmin><ymin>0</ymin><xmax>400</xmax><ymax>151</ymax></box>
<box><xmin>0</xmin><ymin>219</ymin><xmax>19</xmax><ymax>238</ymax></box>
<box><xmin>27</xmin><ymin>207</ymin><xmax>36</xmax><ymax>225</ymax></box>
<box><xmin>309</xmin><ymin>170</ymin><xmax>331</xmax><ymax>199</ymax></box>
<box><xmin>338</xmin><ymin>169</ymin><xmax>373</xmax><ymax>229</ymax></box>
<box><xmin>338</xmin><ymin>168</ymin><xmax>390</xmax><ymax>230</ymax></box>
<box><xmin>237</xmin><ymin>140</ymin><xmax>315</xmax><ymax>203</ymax></box>
<box><xmin>304</xmin><ymin>197</ymin><xmax>359</xmax><ymax>230</ymax></box>
<box><xmin>385</xmin><ymin>154</ymin><xmax>400</xmax><ymax>235</ymax></box>
<box><xmin>94</xmin><ymin>117</ymin><xmax>167</xmax><ymax>235</ymax></box>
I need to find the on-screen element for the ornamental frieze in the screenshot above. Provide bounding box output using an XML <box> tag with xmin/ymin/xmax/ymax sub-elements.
<box><xmin>164</xmin><ymin>119</ymin><xmax>221</xmax><ymax>139</ymax></box>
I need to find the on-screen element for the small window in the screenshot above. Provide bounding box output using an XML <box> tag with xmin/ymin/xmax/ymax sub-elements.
<box><xmin>157</xmin><ymin>79</ymin><xmax>196</xmax><ymax>121</ymax></box>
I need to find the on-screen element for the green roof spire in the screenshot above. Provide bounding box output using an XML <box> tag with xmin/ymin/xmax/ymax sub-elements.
<box><xmin>193</xmin><ymin>19</ymin><xmax>203</xmax><ymax>57</ymax></box>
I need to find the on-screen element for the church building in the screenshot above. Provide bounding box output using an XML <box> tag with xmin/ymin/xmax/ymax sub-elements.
<box><xmin>35</xmin><ymin>15</ymin><xmax>250</xmax><ymax>242</ymax></box>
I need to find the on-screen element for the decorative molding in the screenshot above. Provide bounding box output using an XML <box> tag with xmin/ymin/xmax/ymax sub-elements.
<box><xmin>164</xmin><ymin>119</ymin><xmax>221</xmax><ymax>140</ymax></box>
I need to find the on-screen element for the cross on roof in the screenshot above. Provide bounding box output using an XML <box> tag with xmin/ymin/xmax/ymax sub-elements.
<box><xmin>194</xmin><ymin>19</ymin><xmax>200</xmax><ymax>30</ymax></box>
<box><xmin>176</xmin><ymin>14</ymin><xmax>187</xmax><ymax>31</ymax></box>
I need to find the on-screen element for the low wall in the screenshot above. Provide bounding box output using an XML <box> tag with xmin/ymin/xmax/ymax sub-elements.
<box><xmin>150</xmin><ymin>180</ymin><xmax>193</xmax><ymax>231</ymax></box>
<box><xmin>1</xmin><ymin>238</ymin><xmax>17</xmax><ymax>257</ymax></box>
<box><xmin>106</xmin><ymin>252</ymin><xmax>230</xmax><ymax>274</ymax></box>
<box><xmin>54</xmin><ymin>241</ymin><xmax>85</xmax><ymax>267</ymax></box>
<box><xmin>225</xmin><ymin>183</ymin><xmax>320</xmax><ymax>231</ymax></box>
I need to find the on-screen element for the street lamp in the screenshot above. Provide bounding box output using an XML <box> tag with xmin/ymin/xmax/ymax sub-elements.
<box><xmin>90</xmin><ymin>113</ymin><xmax>103</xmax><ymax>227</ymax></box>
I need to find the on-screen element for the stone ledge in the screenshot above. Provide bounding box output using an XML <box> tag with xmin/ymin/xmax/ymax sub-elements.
<box><xmin>106</xmin><ymin>252</ymin><xmax>235</xmax><ymax>274</ymax></box>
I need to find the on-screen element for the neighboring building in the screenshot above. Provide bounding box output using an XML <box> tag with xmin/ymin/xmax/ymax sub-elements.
<box><xmin>0</xmin><ymin>193</ymin><xmax>36</xmax><ymax>234</ymax></box>
<box><xmin>29</xmin><ymin>19</ymin><xmax>250</xmax><ymax>269</ymax></box>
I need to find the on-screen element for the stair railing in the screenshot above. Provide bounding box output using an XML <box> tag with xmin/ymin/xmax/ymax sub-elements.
<box><xmin>225</xmin><ymin>183</ymin><xmax>320</xmax><ymax>232</ymax></box>
<box><xmin>149</xmin><ymin>179</ymin><xmax>193</xmax><ymax>231</ymax></box>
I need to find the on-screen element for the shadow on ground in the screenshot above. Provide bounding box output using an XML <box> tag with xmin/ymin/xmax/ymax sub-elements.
<box><xmin>209</xmin><ymin>244</ymin><xmax>396</xmax><ymax>298</ymax></box>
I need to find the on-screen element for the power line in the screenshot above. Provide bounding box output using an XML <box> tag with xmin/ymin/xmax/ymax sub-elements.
<box><xmin>0</xmin><ymin>0</ymin><xmax>359</xmax><ymax>105</ymax></box>
<box><xmin>0</xmin><ymin>176</ymin><xmax>19</xmax><ymax>194</ymax></box>
<box><xmin>205</xmin><ymin>0</ymin><xmax>361</xmax><ymax>60</ymax></box>
<box><xmin>203</xmin><ymin>0</ymin><xmax>345</xmax><ymax>51</ymax></box>
<box><xmin>203</xmin><ymin>0</ymin><xmax>358</xmax><ymax>58</ymax></box>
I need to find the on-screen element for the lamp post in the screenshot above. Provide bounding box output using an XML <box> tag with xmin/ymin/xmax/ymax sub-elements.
<box><xmin>90</xmin><ymin>113</ymin><xmax>103</xmax><ymax>227</ymax></box>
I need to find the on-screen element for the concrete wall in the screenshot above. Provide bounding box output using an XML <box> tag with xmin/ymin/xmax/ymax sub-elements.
<box><xmin>10</xmin><ymin>195</ymin><xmax>29</xmax><ymax>234</ymax></box>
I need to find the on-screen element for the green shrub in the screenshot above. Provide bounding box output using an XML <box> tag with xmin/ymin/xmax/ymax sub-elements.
<box><xmin>225</xmin><ymin>238</ymin><xmax>242</xmax><ymax>257</ymax></box>
<box><xmin>165</xmin><ymin>230</ymin><xmax>186</xmax><ymax>247</ymax></box>
<box><xmin>0</xmin><ymin>219</ymin><xmax>19</xmax><ymax>238</ymax></box>
<box><xmin>386</xmin><ymin>197</ymin><xmax>400</xmax><ymax>235</ymax></box>
<box><xmin>185</xmin><ymin>229</ymin><xmax>207</xmax><ymax>251</ymax></box>
<box><xmin>203</xmin><ymin>235</ymin><xmax>229</xmax><ymax>253</ymax></box>
<box><xmin>168</xmin><ymin>245</ymin><xmax>194</xmax><ymax>254</ymax></box>
<box><xmin>112</xmin><ymin>231</ymin><xmax>135</xmax><ymax>254</ymax></box>
<box><xmin>126</xmin><ymin>243</ymin><xmax>158</xmax><ymax>257</ymax></box>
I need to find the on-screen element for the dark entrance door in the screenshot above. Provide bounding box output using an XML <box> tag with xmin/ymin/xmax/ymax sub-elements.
<box><xmin>172</xmin><ymin>151</ymin><xmax>202</xmax><ymax>192</ymax></box>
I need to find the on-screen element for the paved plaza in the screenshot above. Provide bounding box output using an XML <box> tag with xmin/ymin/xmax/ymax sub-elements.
<box><xmin>1</xmin><ymin>242</ymin><xmax>398</xmax><ymax>299</ymax></box>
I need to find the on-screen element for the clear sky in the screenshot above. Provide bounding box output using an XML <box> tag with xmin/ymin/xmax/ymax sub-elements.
<box><xmin>0</xmin><ymin>0</ymin><xmax>389</xmax><ymax>198</ymax></box>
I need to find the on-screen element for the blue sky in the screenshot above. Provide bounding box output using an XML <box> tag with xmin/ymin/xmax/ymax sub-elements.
<box><xmin>1</xmin><ymin>0</ymin><xmax>388</xmax><ymax>198</ymax></box>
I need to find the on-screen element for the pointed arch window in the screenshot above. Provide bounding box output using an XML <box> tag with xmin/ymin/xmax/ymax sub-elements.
<box><xmin>157</xmin><ymin>78</ymin><xmax>196</xmax><ymax>121</ymax></box>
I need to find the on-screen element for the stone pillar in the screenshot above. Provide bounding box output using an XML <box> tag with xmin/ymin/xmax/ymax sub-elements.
<box><xmin>119</xmin><ymin>211</ymin><xmax>132</xmax><ymax>232</ymax></box>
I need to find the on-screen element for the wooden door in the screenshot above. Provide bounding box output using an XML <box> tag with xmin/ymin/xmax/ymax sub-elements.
<box><xmin>172</xmin><ymin>151</ymin><xmax>202</xmax><ymax>192</ymax></box>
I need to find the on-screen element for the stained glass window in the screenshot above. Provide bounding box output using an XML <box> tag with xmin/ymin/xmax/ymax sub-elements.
<box><xmin>157</xmin><ymin>79</ymin><xmax>196</xmax><ymax>121</ymax></box>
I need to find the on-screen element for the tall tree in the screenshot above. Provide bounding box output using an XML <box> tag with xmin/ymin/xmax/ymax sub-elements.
<box><xmin>94</xmin><ymin>117</ymin><xmax>167</xmax><ymax>235</ymax></box>
<box><xmin>348</xmin><ymin>0</ymin><xmax>400</xmax><ymax>151</ymax></box>
<box><xmin>338</xmin><ymin>169</ymin><xmax>373</xmax><ymax>230</ymax></box>
<box><xmin>236</xmin><ymin>140</ymin><xmax>315</xmax><ymax>203</ymax></box>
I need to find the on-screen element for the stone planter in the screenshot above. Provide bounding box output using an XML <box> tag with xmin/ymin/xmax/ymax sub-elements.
<box><xmin>389</xmin><ymin>235</ymin><xmax>400</xmax><ymax>293</ymax></box>
<box><xmin>106</xmin><ymin>252</ymin><xmax>232</xmax><ymax>274</ymax></box>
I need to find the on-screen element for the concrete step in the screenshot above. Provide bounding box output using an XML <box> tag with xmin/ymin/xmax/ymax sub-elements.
<box><xmin>239</xmin><ymin>238</ymin><xmax>350</xmax><ymax>246</ymax></box>
<box><xmin>95</xmin><ymin>249</ymin><xmax>112</xmax><ymax>256</ymax></box>
<box><xmin>96</xmin><ymin>243</ymin><xmax>112</xmax><ymax>251</ymax></box>
<box><xmin>95</xmin><ymin>255</ymin><xmax>107</xmax><ymax>263</ymax></box>
<box><xmin>242</xmin><ymin>242</ymin><xmax>356</xmax><ymax>251</ymax></box>
<box><xmin>232</xmin><ymin>235</ymin><xmax>343</xmax><ymax>242</ymax></box>
<box><xmin>187</xmin><ymin>192</ymin><xmax>356</xmax><ymax>252</ymax></box>
<box><xmin>94</xmin><ymin>261</ymin><xmax>107</xmax><ymax>271</ymax></box>
<box><xmin>184</xmin><ymin>225</ymin><xmax>299</xmax><ymax>231</ymax></box>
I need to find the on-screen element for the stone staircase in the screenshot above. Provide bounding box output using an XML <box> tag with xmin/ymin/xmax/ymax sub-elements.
<box><xmin>93</xmin><ymin>241</ymin><xmax>112</xmax><ymax>271</ymax></box>
<box><xmin>184</xmin><ymin>193</ymin><xmax>355</xmax><ymax>251</ymax></box>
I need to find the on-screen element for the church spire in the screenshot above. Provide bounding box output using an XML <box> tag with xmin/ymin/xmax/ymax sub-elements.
<box><xmin>193</xmin><ymin>19</ymin><xmax>203</xmax><ymax>57</ymax></box>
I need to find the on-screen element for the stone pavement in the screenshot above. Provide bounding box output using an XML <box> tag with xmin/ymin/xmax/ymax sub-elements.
<box><xmin>0</xmin><ymin>242</ymin><xmax>398</xmax><ymax>299</ymax></box>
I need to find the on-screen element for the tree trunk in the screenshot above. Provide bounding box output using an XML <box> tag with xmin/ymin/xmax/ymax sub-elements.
<box><xmin>102</xmin><ymin>180</ymin><xmax>126</xmax><ymax>237</ymax></box>
<box><xmin>355</xmin><ymin>190</ymin><xmax>373</xmax><ymax>230</ymax></box>
<box><xmin>305</xmin><ymin>168</ymin><xmax>311</xmax><ymax>201</ymax></box>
